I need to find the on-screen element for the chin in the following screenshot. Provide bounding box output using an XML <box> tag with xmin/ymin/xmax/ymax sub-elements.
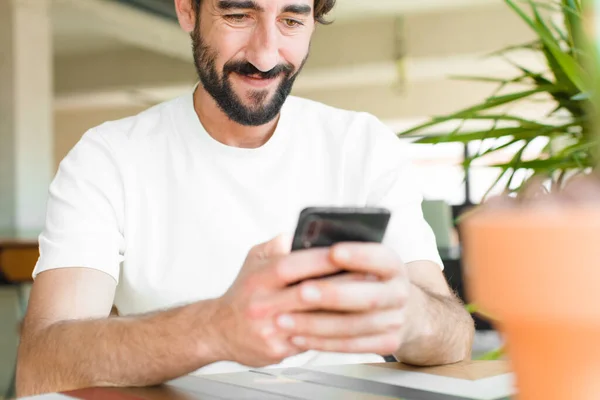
<box><xmin>245</xmin><ymin>91</ymin><xmax>274</xmax><ymax>107</ymax></box>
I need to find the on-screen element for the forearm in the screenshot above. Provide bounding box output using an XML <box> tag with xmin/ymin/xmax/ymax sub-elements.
<box><xmin>394</xmin><ymin>283</ymin><xmax>474</xmax><ymax>366</ymax></box>
<box><xmin>16</xmin><ymin>299</ymin><xmax>222</xmax><ymax>397</ymax></box>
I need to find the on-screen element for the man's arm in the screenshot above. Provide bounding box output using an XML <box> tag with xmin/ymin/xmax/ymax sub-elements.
<box><xmin>394</xmin><ymin>260</ymin><xmax>475</xmax><ymax>366</ymax></box>
<box><xmin>16</xmin><ymin>267</ymin><xmax>222</xmax><ymax>397</ymax></box>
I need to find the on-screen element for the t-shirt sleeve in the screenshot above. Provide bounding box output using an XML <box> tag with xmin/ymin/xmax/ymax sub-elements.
<box><xmin>364</xmin><ymin>116</ymin><xmax>444</xmax><ymax>270</ymax></box>
<box><xmin>32</xmin><ymin>129</ymin><xmax>125</xmax><ymax>283</ymax></box>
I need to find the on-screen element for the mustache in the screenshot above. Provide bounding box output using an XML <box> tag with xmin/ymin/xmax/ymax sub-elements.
<box><xmin>224</xmin><ymin>61</ymin><xmax>294</xmax><ymax>79</ymax></box>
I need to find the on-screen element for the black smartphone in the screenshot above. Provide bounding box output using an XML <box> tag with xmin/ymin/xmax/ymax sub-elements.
<box><xmin>290</xmin><ymin>207</ymin><xmax>394</xmax><ymax>361</ymax></box>
<box><xmin>291</xmin><ymin>207</ymin><xmax>391</xmax><ymax>251</ymax></box>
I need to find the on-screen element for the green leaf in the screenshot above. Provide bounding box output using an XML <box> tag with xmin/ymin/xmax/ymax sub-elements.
<box><xmin>506</xmin><ymin>165</ymin><xmax>523</xmax><ymax>190</ymax></box>
<box><xmin>477</xmin><ymin>347</ymin><xmax>505</xmax><ymax>361</ymax></box>
<box><xmin>415</xmin><ymin>127</ymin><xmax>552</xmax><ymax>144</ymax></box>
<box><xmin>542</xmin><ymin>45</ymin><xmax>578</xmax><ymax>92</ymax></box>
<box><xmin>500</xmin><ymin>60</ymin><xmax>581</xmax><ymax>114</ymax></box>
<box><xmin>476</xmin><ymin>139</ymin><xmax>534</xmax><ymax>197</ymax></box>
<box><xmin>398</xmin><ymin>86</ymin><xmax>559</xmax><ymax>137</ymax></box>
<box><xmin>489</xmin><ymin>82</ymin><xmax>510</xmax><ymax>99</ymax></box>
<box><xmin>399</xmin><ymin>0</ymin><xmax>591</xmax><ymax>198</ymax></box>
<box><xmin>532</xmin><ymin>1</ymin><xmax>587</xmax><ymax>90</ymax></box>
<box><xmin>562</xmin><ymin>0</ymin><xmax>583</xmax><ymax>53</ymax></box>
<box><xmin>562</xmin><ymin>0</ymin><xmax>581</xmax><ymax>12</ymax></box>
<box><xmin>502</xmin><ymin>59</ymin><xmax>554</xmax><ymax>86</ymax></box>
<box><xmin>507</xmin><ymin>140</ymin><xmax>532</xmax><ymax>187</ymax></box>
<box><xmin>416</xmin><ymin>118</ymin><xmax>580</xmax><ymax>147</ymax></box>
<box><xmin>465</xmin><ymin>303</ymin><xmax>479</xmax><ymax>313</ymax></box>
<box><xmin>550</xmin><ymin>17</ymin><xmax>569</xmax><ymax>45</ymax></box>
<box><xmin>555</xmin><ymin>140</ymin><xmax>599</xmax><ymax>158</ymax></box>
<box><xmin>490</xmin><ymin>157</ymin><xmax>592</xmax><ymax>170</ymax></box>
<box><xmin>524</xmin><ymin>0</ymin><xmax>561</xmax><ymax>12</ymax></box>
<box><xmin>505</xmin><ymin>0</ymin><xmax>586</xmax><ymax>92</ymax></box>
<box><xmin>519</xmin><ymin>64</ymin><xmax>584</xmax><ymax>116</ymax></box>
<box><xmin>483</xmin><ymin>167</ymin><xmax>512</xmax><ymax>199</ymax></box>
<box><xmin>483</xmin><ymin>85</ymin><xmax>559</xmax><ymax>107</ymax></box>
<box><xmin>471</xmin><ymin>138</ymin><xmax>525</xmax><ymax>161</ymax></box>
<box><xmin>485</xmin><ymin>40</ymin><xmax>541</xmax><ymax>58</ymax></box>
<box><xmin>465</xmin><ymin>303</ymin><xmax>497</xmax><ymax>321</ymax></box>
<box><xmin>459</xmin><ymin>114</ymin><xmax>548</xmax><ymax>128</ymax></box>
<box><xmin>536</xmin><ymin>28</ymin><xmax>579</xmax><ymax>93</ymax></box>
<box><xmin>448</xmin><ymin>75</ymin><xmax>525</xmax><ymax>84</ymax></box>
<box><xmin>557</xmin><ymin>96</ymin><xmax>587</xmax><ymax>119</ymax></box>
<box><xmin>509</xmin><ymin>66</ymin><xmax>586</xmax><ymax>119</ymax></box>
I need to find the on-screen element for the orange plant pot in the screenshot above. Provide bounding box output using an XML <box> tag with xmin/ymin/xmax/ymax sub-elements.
<box><xmin>462</xmin><ymin>207</ymin><xmax>600</xmax><ymax>400</ymax></box>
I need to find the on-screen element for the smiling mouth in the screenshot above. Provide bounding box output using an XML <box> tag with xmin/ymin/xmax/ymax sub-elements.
<box><xmin>235</xmin><ymin>73</ymin><xmax>279</xmax><ymax>88</ymax></box>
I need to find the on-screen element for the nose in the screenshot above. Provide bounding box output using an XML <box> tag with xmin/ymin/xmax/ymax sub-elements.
<box><xmin>246</xmin><ymin>22</ymin><xmax>279</xmax><ymax>72</ymax></box>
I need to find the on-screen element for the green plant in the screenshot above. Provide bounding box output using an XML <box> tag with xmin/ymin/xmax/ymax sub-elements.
<box><xmin>401</xmin><ymin>0</ymin><xmax>600</xmax><ymax>361</ymax></box>
<box><xmin>398</xmin><ymin>0</ymin><xmax>597</xmax><ymax>199</ymax></box>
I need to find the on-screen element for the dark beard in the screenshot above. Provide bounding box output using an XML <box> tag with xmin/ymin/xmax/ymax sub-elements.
<box><xmin>191</xmin><ymin>24</ymin><xmax>307</xmax><ymax>127</ymax></box>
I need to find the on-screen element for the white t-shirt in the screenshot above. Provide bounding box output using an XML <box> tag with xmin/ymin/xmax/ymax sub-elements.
<box><xmin>33</xmin><ymin>90</ymin><xmax>443</xmax><ymax>374</ymax></box>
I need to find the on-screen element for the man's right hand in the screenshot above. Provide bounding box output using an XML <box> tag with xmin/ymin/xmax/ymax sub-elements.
<box><xmin>213</xmin><ymin>234</ymin><xmax>352</xmax><ymax>367</ymax></box>
<box><xmin>212</xmin><ymin>234</ymin><xmax>306</xmax><ymax>367</ymax></box>
<box><xmin>212</xmin><ymin>233</ymin><xmax>408</xmax><ymax>368</ymax></box>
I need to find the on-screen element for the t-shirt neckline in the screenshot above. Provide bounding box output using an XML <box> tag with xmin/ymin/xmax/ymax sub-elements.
<box><xmin>175</xmin><ymin>87</ymin><xmax>293</xmax><ymax>159</ymax></box>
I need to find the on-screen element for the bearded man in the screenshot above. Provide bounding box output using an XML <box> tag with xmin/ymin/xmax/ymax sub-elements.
<box><xmin>15</xmin><ymin>0</ymin><xmax>474</xmax><ymax>396</ymax></box>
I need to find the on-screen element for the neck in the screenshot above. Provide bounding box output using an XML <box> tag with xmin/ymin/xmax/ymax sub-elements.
<box><xmin>193</xmin><ymin>84</ymin><xmax>280</xmax><ymax>149</ymax></box>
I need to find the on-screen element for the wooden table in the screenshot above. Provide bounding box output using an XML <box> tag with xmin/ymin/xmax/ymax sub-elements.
<box><xmin>29</xmin><ymin>360</ymin><xmax>513</xmax><ymax>400</ymax></box>
<box><xmin>0</xmin><ymin>239</ymin><xmax>38</xmax><ymax>283</ymax></box>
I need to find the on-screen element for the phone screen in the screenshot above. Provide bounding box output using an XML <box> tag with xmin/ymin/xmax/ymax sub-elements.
<box><xmin>291</xmin><ymin>207</ymin><xmax>391</xmax><ymax>251</ymax></box>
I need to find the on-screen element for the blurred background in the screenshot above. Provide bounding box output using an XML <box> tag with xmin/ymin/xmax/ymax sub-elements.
<box><xmin>1</xmin><ymin>0</ymin><xmax>549</xmax><ymax>397</ymax></box>
<box><xmin>1</xmin><ymin>0</ymin><xmax>549</xmax><ymax>237</ymax></box>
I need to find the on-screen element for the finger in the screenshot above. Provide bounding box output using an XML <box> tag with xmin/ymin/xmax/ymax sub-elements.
<box><xmin>269</xmin><ymin>279</ymin><xmax>407</xmax><ymax>313</ymax></box>
<box><xmin>271</xmin><ymin>248</ymin><xmax>342</xmax><ymax>286</ymax></box>
<box><xmin>256</xmin><ymin>324</ymin><xmax>304</xmax><ymax>361</ymax></box>
<box><xmin>307</xmin><ymin>280</ymin><xmax>407</xmax><ymax>311</ymax></box>
<box><xmin>265</xmin><ymin>234</ymin><xmax>293</xmax><ymax>257</ymax></box>
<box><xmin>252</xmin><ymin>234</ymin><xmax>292</xmax><ymax>261</ymax></box>
<box><xmin>290</xmin><ymin>332</ymin><xmax>402</xmax><ymax>356</ymax></box>
<box><xmin>247</xmin><ymin>246</ymin><xmax>341</xmax><ymax>294</ymax></box>
<box><xmin>319</xmin><ymin>272</ymin><xmax>379</xmax><ymax>283</ymax></box>
<box><xmin>329</xmin><ymin>243</ymin><xmax>403</xmax><ymax>280</ymax></box>
<box><xmin>275</xmin><ymin>309</ymin><xmax>405</xmax><ymax>338</ymax></box>
<box><xmin>245</xmin><ymin>275</ymin><xmax>386</xmax><ymax>318</ymax></box>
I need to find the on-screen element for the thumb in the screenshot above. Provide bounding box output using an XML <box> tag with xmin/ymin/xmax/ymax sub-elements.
<box><xmin>254</xmin><ymin>233</ymin><xmax>292</xmax><ymax>260</ymax></box>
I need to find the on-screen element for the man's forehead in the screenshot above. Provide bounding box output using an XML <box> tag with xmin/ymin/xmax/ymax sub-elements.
<box><xmin>209</xmin><ymin>0</ymin><xmax>314</xmax><ymax>11</ymax></box>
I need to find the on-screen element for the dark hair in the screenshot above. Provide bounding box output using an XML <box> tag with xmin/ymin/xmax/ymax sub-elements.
<box><xmin>192</xmin><ymin>0</ymin><xmax>336</xmax><ymax>24</ymax></box>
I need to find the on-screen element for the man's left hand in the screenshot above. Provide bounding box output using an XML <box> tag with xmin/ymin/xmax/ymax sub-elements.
<box><xmin>274</xmin><ymin>242</ymin><xmax>411</xmax><ymax>355</ymax></box>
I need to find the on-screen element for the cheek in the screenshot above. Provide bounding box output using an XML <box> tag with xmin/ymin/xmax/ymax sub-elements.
<box><xmin>280</xmin><ymin>36</ymin><xmax>311</xmax><ymax>68</ymax></box>
<box><xmin>220</xmin><ymin>31</ymin><xmax>251</xmax><ymax>58</ymax></box>
<box><xmin>205</xmin><ymin>24</ymin><xmax>250</xmax><ymax>66</ymax></box>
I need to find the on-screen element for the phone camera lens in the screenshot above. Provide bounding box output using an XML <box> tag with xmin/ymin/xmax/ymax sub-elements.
<box><xmin>302</xmin><ymin>219</ymin><xmax>322</xmax><ymax>246</ymax></box>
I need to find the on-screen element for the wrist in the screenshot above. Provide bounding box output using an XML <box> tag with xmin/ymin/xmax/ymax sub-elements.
<box><xmin>401</xmin><ymin>283</ymin><xmax>431</xmax><ymax>345</ymax></box>
<box><xmin>190</xmin><ymin>298</ymin><xmax>229</xmax><ymax>365</ymax></box>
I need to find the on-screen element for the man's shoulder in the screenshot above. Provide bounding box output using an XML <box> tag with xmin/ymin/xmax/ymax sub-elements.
<box><xmin>92</xmin><ymin>95</ymin><xmax>182</xmax><ymax>141</ymax></box>
<box><xmin>61</xmin><ymin>95</ymin><xmax>186</xmax><ymax>171</ymax></box>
